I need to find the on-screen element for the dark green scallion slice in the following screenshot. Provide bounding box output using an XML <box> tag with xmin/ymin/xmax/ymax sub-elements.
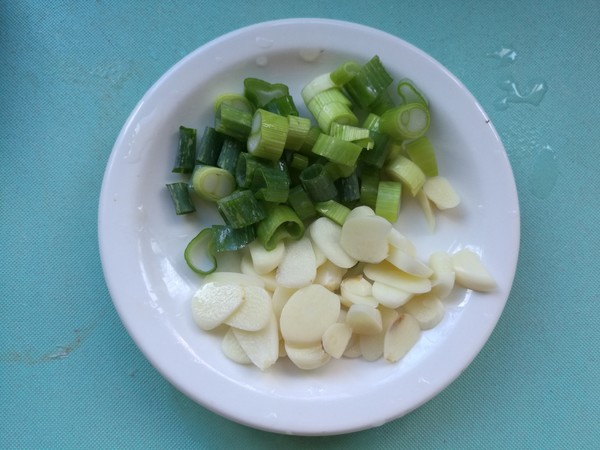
<box><xmin>172</xmin><ymin>126</ymin><xmax>197</xmax><ymax>173</ymax></box>
<box><xmin>166</xmin><ymin>182</ymin><xmax>196</xmax><ymax>215</ymax></box>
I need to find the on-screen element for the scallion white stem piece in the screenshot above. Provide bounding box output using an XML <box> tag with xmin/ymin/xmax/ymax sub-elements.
<box><xmin>247</xmin><ymin>109</ymin><xmax>289</xmax><ymax>161</ymax></box>
<box><xmin>311</xmin><ymin>133</ymin><xmax>363</xmax><ymax>167</ymax></box>
<box><xmin>191</xmin><ymin>166</ymin><xmax>236</xmax><ymax>202</ymax></box>
<box><xmin>385</xmin><ymin>154</ymin><xmax>426</xmax><ymax>196</ymax></box>
<box><xmin>379</xmin><ymin>103</ymin><xmax>431</xmax><ymax>140</ymax></box>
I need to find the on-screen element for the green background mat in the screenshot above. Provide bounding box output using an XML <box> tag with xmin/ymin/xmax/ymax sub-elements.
<box><xmin>1</xmin><ymin>1</ymin><xmax>598</xmax><ymax>448</ymax></box>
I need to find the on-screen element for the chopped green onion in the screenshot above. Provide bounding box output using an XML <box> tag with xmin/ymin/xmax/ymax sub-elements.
<box><xmin>250</xmin><ymin>164</ymin><xmax>290</xmax><ymax>203</ymax></box>
<box><xmin>285</xmin><ymin>115</ymin><xmax>312</xmax><ymax>151</ymax></box>
<box><xmin>217</xmin><ymin>137</ymin><xmax>243</xmax><ymax>175</ymax></box>
<box><xmin>299</xmin><ymin>163</ymin><xmax>338</xmax><ymax>202</ymax></box>
<box><xmin>397</xmin><ymin>79</ymin><xmax>428</xmax><ymax>106</ymax></box>
<box><xmin>263</xmin><ymin>94</ymin><xmax>299</xmax><ymax>117</ymax></box>
<box><xmin>358</xmin><ymin>113</ymin><xmax>391</xmax><ymax>168</ymax></box>
<box><xmin>329</xmin><ymin>122</ymin><xmax>371</xmax><ymax>143</ymax></box>
<box><xmin>301</xmin><ymin>72</ymin><xmax>338</xmax><ymax>105</ymax></box>
<box><xmin>214</xmin><ymin>93</ymin><xmax>255</xmax><ymax>115</ymax></box>
<box><xmin>369</xmin><ymin>90</ymin><xmax>396</xmax><ymax>115</ymax></box>
<box><xmin>344</xmin><ymin>55</ymin><xmax>394</xmax><ymax>109</ymax></box>
<box><xmin>166</xmin><ymin>182</ymin><xmax>196</xmax><ymax>215</ymax></box>
<box><xmin>362</xmin><ymin>112</ymin><xmax>381</xmax><ymax>131</ymax></box>
<box><xmin>316</xmin><ymin>102</ymin><xmax>358</xmax><ymax>134</ymax></box>
<box><xmin>212</xmin><ymin>224</ymin><xmax>256</xmax><ymax>252</ymax></box>
<box><xmin>335</xmin><ymin>170</ymin><xmax>361</xmax><ymax>204</ymax></box>
<box><xmin>191</xmin><ymin>166</ymin><xmax>236</xmax><ymax>202</ymax></box>
<box><xmin>315</xmin><ymin>200</ymin><xmax>351</xmax><ymax>225</ymax></box>
<box><xmin>287</xmin><ymin>185</ymin><xmax>317</xmax><ymax>220</ymax></box>
<box><xmin>256</xmin><ymin>205</ymin><xmax>305</xmax><ymax>250</ymax></box>
<box><xmin>405</xmin><ymin>136</ymin><xmax>438</xmax><ymax>177</ymax></box>
<box><xmin>330</xmin><ymin>60</ymin><xmax>362</xmax><ymax>86</ymax></box>
<box><xmin>184</xmin><ymin>227</ymin><xmax>217</xmax><ymax>275</ymax></box>
<box><xmin>214</xmin><ymin>103</ymin><xmax>253</xmax><ymax>141</ymax></box>
<box><xmin>289</xmin><ymin>153</ymin><xmax>309</xmax><ymax>171</ymax></box>
<box><xmin>311</xmin><ymin>133</ymin><xmax>363</xmax><ymax>167</ymax></box>
<box><xmin>379</xmin><ymin>103</ymin><xmax>431</xmax><ymax>140</ymax></box>
<box><xmin>385</xmin><ymin>154</ymin><xmax>426</xmax><ymax>196</ymax></box>
<box><xmin>236</xmin><ymin>152</ymin><xmax>265</xmax><ymax>188</ymax></box>
<box><xmin>172</xmin><ymin>126</ymin><xmax>197</xmax><ymax>174</ymax></box>
<box><xmin>244</xmin><ymin>78</ymin><xmax>290</xmax><ymax>109</ymax></box>
<box><xmin>307</xmin><ymin>88</ymin><xmax>353</xmax><ymax>111</ymax></box>
<box><xmin>385</xmin><ymin>140</ymin><xmax>405</xmax><ymax>164</ymax></box>
<box><xmin>359</xmin><ymin>165</ymin><xmax>380</xmax><ymax>209</ymax></box>
<box><xmin>247</xmin><ymin>109</ymin><xmax>289</xmax><ymax>161</ymax></box>
<box><xmin>217</xmin><ymin>189</ymin><xmax>266</xmax><ymax>228</ymax></box>
<box><xmin>196</xmin><ymin>126</ymin><xmax>224</xmax><ymax>166</ymax></box>
<box><xmin>299</xmin><ymin>126</ymin><xmax>322</xmax><ymax>155</ymax></box>
<box><xmin>375</xmin><ymin>181</ymin><xmax>402</xmax><ymax>222</ymax></box>
<box><xmin>324</xmin><ymin>161</ymin><xmax>356</xmax><ymax>180</ymax></box>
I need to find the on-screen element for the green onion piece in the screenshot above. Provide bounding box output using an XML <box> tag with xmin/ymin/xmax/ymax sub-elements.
<box><xmin>362</xmin><ymin>112</ymin><xmax>381</xmax><ymax>131</ymax></box>
<box><xmin>184</xmin><ymin>227</ymin><xmax>217</xmax><ymax>275</ymax></box>
<box><xmin>397</xmin><ymin>79</ymin><xmax>428</xmax><ymax>106</ymax></box>
<box><xmin>330</xmin><ymin>60</ymin><xmax>362</xmax><ymax>86</ymax></box>
<box><xmin>196</xmin><ymin>126</ymin><xmax>224</xmax><ymax>166</ymax></box>
<box><xmin>385</xmin><ymin>140</ymin><xmax>405</xmax><ymax>164</ymax></box>
<box><xmin>315</xmin><ymin>200</ymin><xmax>351</xmax><ymax>225</ymax></box>
<box><xmin>212</xmin><ymin>224</ymin><xmax>256</xmax><ymax>252</ymax></box>
<box><xmin>324</xmin><ymin>161</ymin><xmax>356</xmax><ymax>181</ymax></box>
<box><xmin>191</xmin><ymin>166</ymin><xmax>235</xmax><ymax>202</ymax></box>
<box><xmin>307</xmin><ymin>88</ymin><xmax>353</xmax><ymax>111</ymax></box>
<box><xmin>359</xmin><ymin>165</ymin><xmax>380</xmax><ymax>209</ymax></box>
<box><xmin>359</xmin><ymin>130</ymin><xmax>390</xmax><ymax>169</ymax></box>
<box><xmin>344</xmin><ymin>55</ymin><xmax>394</xmax><ymax>109</ymax></box>
<box><xmin>244</xmin><ymin>78</ymin><xmax>290</xmax><ymax>109</ymax></box>
<box><xmin>336</xmin><ymin>170</ymin><xmax>361</xmax><ymax>204</ymax></box>
<box><xmin>369</xmin><ymin>90</ymin><xmax>396</xmax><ymax>115</ymax></box>
<box><xmin>256</xmin><ymin>205</ymin><xmax>305</xmax><ymax>250</ymax></box>
<box><xmin>250</xmin><ymin>164</ymin><xmax>290</xmax><ymax>203</ymax></box>
<box><xmin>263</xmin><ymin>95</ymin><xmax>299</xmax><ymax>117</ymax></box>
<box><xmin>405</xmin><ymin>136</ymin><xmax>438</xmax><ymax>177</ymax></box>
<box><xmin>330</xmin><ymin>122</ymin><xmax>371</xmax><ymax>143</ymax></box>
<box><xmin>299</xmin><ymin>126</ymin><xmax>322</xmax><ymax>155</ymax></box>
<box><xmin>215</xmin><ymin>103</ymin><xmax>253</xmax><ymax>141</ymax></box>
<box><xmin>166</xmin><ymin>182</ymin><xmax>196</xmax><ymax>215</ymax></box>
<box><xmin>375</xmin><ymin>181</ymin><xmax>402</xmax><ymax>222</ymax></box>
<box><xmin>301</xmin><ymin>72</ymin><xmax>338</xmax><ymax>105</ymax></box>
<box><xmin>217</xmin><ymin>137</ymin><xmax>244</xmax><ymax>175</ymax></box>
<box><xmin>287</xmin><ymin>185</ymin><xmax>317</xmax><ymax>220</ymax></box>
<box><xmin>172</xmin><ymin>126</ymin><xmax>197</xmax><ymax>173</ymax></box>
<box><xmin>311</xmin><ymin>133</ymin><xmax>363</xmax><ymax>167</ymax></box>
<box><xmin>316</xmin><ymin>102</ymin><xmax>358</xmax><ymax>134</ymax></box>
<box><xmin>236</xmin><ymin>152</ymin><xmax>266</xmax><ymax>188</ymax></box>
<box><xmin>214</xmin><ymin>93</ymin><xmax>255</xmax><ymax>115</ymax></box>
<box><xmin>285</xmin><ymin>115</ymin><xmax>312</xmax><ymax>151</ymax></box>
<box><xmin>385</xmin><ymin>154</ymin><xmax>426</xmax><ymax>196</ymax></box>
<box><xmin>217</xmin><ymin>189</ymin><xmax>266</xmax><ymax>228</ymax></box>
<box><xmin>299</xmin><ymin>163</ymin><xmax>338</xmax><ymax>202</ymax></box>
<box><xmin>247</xmin><ymin>109</ymin><xmax>289</xmax><ymax>161</ymax></box>
<box><xmin>290</xmin><ymin>153</ymin><xmax>309</xmax><ymax>171</ymax></box>
<box><xmin>379</xmin><ymin>103</ymin><xmax>431</xmax><ymax>140</ymax></box>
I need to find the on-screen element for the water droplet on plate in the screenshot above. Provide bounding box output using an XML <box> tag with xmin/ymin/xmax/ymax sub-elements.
<box><xmin>255</xmin><ymin>36</ymin><xmax>273</xmax><ymax>48</ymax></box>
<box><xmin>255</xmin><ymin>55</ymin><xmax>268</xmax><ymax>67</ymax></box>
<box><xmin>529</xmin><ymin>145</ymin><xmax>558</xmax><ymax>199</ymax></box>
<box><xmin>299</xmin><ymin>48</ymin><xmax>324</xmax><ymax>62</ymax></box>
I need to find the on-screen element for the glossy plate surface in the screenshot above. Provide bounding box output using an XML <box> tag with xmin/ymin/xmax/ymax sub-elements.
<box><xmin>98</xmin><ymin>18</ymin><xmax>519</xmax><ymax>435</ymax></box>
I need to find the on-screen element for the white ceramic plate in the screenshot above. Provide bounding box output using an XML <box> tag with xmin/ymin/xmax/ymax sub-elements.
<box><xmin>98</xmin><ymin>18</ymin><xmax>519</xmax><ymax>435</ymax></box>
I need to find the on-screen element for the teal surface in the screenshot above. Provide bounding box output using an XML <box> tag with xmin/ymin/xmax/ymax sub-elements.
<box><xmin>1</xmin><ymin>1</ymin><xmax>599</xmax><ymax>448</ymax></box>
